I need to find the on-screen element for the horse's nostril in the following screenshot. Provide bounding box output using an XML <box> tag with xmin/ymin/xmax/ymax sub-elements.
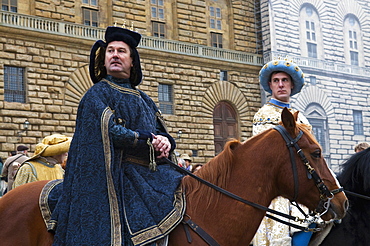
<box><xmin>344</xmin><ymin>199</ymin><xmax>349</xmax><ymax>211</ymax></box>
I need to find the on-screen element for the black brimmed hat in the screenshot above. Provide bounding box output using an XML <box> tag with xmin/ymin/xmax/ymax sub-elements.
<box><xmin>89</xmin><ymin>26</ymin><xmax>143</xmax><ymax>86</ymax></box>
<box><xmin>17</xmin><ymin>145</ymin><xmax>29</xmax><ymax>151</ymax></box>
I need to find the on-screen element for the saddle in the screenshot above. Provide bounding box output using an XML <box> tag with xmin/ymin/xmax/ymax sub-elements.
<box><xmin>39</xmin><ymin>179</ymin><xmax>64</xmax><ymax>228</ymax></box>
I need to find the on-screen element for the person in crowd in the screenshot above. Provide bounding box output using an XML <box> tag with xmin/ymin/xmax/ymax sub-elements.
<box><xmin>177</xmin><ymin>157</ymin><xmax>185</xmax><ymax>168</ymax></box>
<box><xmin>49</xmin><ymin>26</ymin><xmax>185</xmax><ymax>246</ymax></box>
<box><xmin>252</xmin><ymin>59</ymin><xmax>312</xmax><ymax>246</ymax></box>
<box><xmin>180</xmin><ymin>153</ymin><xmax>192</xmax><ymax>171</ymax></box>
<box><xmin>191</xmin><ymin>163</ymin><xmax>203</xmax><ymax>173</ymax></box>
<box><xmin>354</xmin><ymin>142</ymin><xmax>369</xmax><ymax>153</ymax></box>
<box><xmin>12</xmin><ymin>134</ymin><xmax>71</xmax><ymax>189</ymax></box>
<box><xmin>1</xmin><ymin>145</ymin><xmax>29</xmax><ymax>193</ymax></box>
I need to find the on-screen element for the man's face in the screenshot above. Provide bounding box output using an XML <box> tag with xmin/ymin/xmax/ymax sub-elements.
<box><xmin>268</xmin><ymin>72</ymin><xmax>294</xmax><ymax>102</ymax></box>
<box><xmin>104</xmin><ymin>41</ymin><xmax>133</xmax><ymax>79</ymax></box>
<box><xmin>185</xmin><ymin>160</ymin><xmax>191</xmax><ymax>167</ymax></box>
<box><xmin>53</xmin><ymin>152</ymin><xmax>68</xmax><ymax>164</ymax></box>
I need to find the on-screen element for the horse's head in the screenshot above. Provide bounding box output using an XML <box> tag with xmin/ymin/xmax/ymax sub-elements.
<box><xmin>278</xmin><ymin>107</ymin><xmax>348</xmax><ymax>221</ymax></box>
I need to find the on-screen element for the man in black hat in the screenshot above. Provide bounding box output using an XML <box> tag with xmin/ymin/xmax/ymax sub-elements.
<box><xmin>1</xmin><ymin>145</ymin><xmax>29</xmax><ymax>194</ymax></box>
<box><xmin>50</xmin><ymin>26</ymin><xmax>184</xmax><ymax>246</ymax></box>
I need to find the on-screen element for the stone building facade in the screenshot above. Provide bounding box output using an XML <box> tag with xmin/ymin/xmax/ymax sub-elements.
<box><xmin>0</xmin><ymin>0</ymin><xmax>263</xmax><ymax>164</ymax></box>
<box><xmin>258</xmin><ymin>0</ymin><xmax>370</xmax><ymax>172</ymax></box>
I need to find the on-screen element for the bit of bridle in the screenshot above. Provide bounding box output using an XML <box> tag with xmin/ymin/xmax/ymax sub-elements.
<box><xmin>163</xmin><ymin>125</ymin><xmax>344</xmax><ymax>245</ymax></box>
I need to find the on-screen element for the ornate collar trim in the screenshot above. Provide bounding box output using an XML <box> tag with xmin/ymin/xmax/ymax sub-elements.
<box><xmin>267</xmin><ymin>98</ymin><xmax>291</xmax><ymax>109</ymax></box>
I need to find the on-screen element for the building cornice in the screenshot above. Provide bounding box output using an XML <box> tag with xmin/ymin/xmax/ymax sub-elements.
<box><xmin>0</xmin><ymin>11</ymin><xmax>263</xmax><ymax>67</ymax></box>
<box><xmin>265</xmin><ymin>51</ymin><xmax>370</xmax><ymax>79</ymax></box>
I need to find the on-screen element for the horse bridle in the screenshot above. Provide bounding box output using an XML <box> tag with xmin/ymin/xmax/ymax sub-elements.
<box><xmin>162</xmin><ymin>125</ymin><xmax>344</xmax><ymax>245</ymax></box>
<box><xmin>273</xmin><ymin>125</ymin><xmax>343</xmax><ymax>217</ymax></box>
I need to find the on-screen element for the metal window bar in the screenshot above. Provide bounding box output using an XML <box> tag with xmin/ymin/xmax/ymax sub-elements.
<box><xmin>158</xmin><ymin>84</ymin><xmax>173</xmax><ymax>114</ymax></box>
<box><xmin>353</xmin><ymin>110</ymin><xmax>364</xmax><ymax>135</ymax></box>
<box><xmin>4</xmin><ymin>66</ymin><xmax>26</xmax><ymax>103</ymax></box>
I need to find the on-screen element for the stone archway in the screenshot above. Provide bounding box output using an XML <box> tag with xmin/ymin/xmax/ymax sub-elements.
<box><xmin>201</xmin><ymin>80</ymin><xmax>250</xmax><ymax>153</ymax></box>
<box><xmin>63</xmin><ymin>65</ymin><xmax>93</xmax><ymax>107</ymax></box>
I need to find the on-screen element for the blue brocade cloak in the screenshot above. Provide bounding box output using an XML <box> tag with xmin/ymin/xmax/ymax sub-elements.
<box><xmin>49</xmin><ymin>78</ymin><xmax>185</xmax><ymax>245</ymax></box>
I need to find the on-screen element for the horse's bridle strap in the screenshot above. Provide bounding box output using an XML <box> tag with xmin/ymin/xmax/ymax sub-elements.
<box><xmin>344</xmin><ymin>190</ymin><xmax>370</xmax><ymax>200</ymax></box>
<box><xmin>164</xmin><ymin>157</ymin><xmax>313</xmax><ymax>232</ymax></box>
<box><xmin>182</xmin><ymin>218</ymin><xmax>221</xmax><ymax>246</ymax></box>
<box><xmin>273</xmin><ymin>125</ymin><xmax>335</xmax><ymax>215</ymax></box>
<box><xmin>163</xmin><ymin>158</ymin><xmax>298</xmax><ymax>221</ymax></box>
<box><xmin>274</xmin><ymin>125</ymin><xmax>302</xmax><ymax>201</ymax></box>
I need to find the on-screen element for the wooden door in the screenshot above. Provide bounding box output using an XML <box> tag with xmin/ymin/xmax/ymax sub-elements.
<box><xmin>213</xmin><ymin>101</ymin><xmax>238</xmax><ymax>155</ymax></box>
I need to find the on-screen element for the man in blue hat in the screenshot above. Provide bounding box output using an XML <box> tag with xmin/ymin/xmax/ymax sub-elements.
<box><xmin>252</xmin><ymin>59</ymin><xmax>312</xmax><ymax>246</ymax></box>
<box><xmin>253</xmin><ymin>59</ymin><xmax>311</xmax><ymax>135</ymax></box>
<box><xmin>50</xmin><ymin>26</ymin><xmax>185</xmax><ymax>246</ymax></box>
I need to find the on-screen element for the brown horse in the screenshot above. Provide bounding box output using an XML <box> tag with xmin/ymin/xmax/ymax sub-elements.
<box><xmin>0</xmin><ymin>108</ymin><xmax>348</xmax><ymax>245</ymax></box>
<box><xmin>0</xmin><ymin>180</ymin><xmax>52</xmax><ymax>246</ymax></box>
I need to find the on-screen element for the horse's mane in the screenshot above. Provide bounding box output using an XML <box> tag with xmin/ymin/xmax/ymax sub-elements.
<box><xmin>182</xmin><ymin>122</ymin><xmax>318</xmax><ymax>210</ymax></box>
<box><xmin>337</xmin><ymin>147</ymin><xmax>370</xmax><ymax>194</ymax></box>
<box><xmin>294</xmin><ymin>122</ymin><xmax>321</xmax><ymax>146</ymax></box>
<box><xmin>252</xmin><ymin>122</ymin><xmax>318</xmax><ymax>147</ymax></box>
<box><xmin>182</xmin><ymin>139</ymin><xmax>241</xmax><ymax>209</ymax></box>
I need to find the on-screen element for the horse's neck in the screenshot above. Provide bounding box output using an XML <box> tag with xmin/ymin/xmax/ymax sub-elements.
<box><xmin>350</xmin><ymin>198</ymin><xmax>370</xmax><ymax>211</ymax></box>
<box><xmin>183</xmin><ymin>152</ymin><xmax>277</xmax><ymax>244</ymax></box>
<box><xmin>184</xmin><ymin>187</ymin><xmax>268</xmax><ymax>245</ymax></box>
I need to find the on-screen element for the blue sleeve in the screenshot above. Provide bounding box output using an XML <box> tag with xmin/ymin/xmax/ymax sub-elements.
<box><xmin>109</xmin><ymin>122</ymin><xmax>153</xmax><ymax>151</ymax></box>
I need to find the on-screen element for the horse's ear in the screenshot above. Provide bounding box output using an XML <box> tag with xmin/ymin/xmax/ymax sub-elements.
<box><xmin>281</xmin><ymin>107</ymin><xmax>296</xmax><ymax>135</ymax></box>
<box><xmin>293</xmin><ymin>111</ymin><xmax>299</xmax><ymax>121</ymax></box>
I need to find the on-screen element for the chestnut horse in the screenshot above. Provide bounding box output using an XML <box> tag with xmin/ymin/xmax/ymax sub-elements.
<box><xmin>0</xmin><ymin>108</ymin><xmax>348</xmax><ymax>245</ymax></box>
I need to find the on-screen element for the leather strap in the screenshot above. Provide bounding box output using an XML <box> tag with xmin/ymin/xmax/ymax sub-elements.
<box><xmin>163</xmin><ymin>158</ymin><xmax>300</xmax><ymax>222</ymax></box>
<box><xmin>124</xmin><ymin>155</ymin><xmax>150</xmax><ymax>166</ymax></box>
<box><xmin>182</xmin><ymin>223</ymin><xmax>192</xmax><ymax>243</ymax></box>
<box><xmin>124</xmin><ymin>155</ymin><xmax>167</xmax><ymax>167</ymax></box>
<box><xmin>274</xmin><ymin>125</ymin><xmax>303</xmax><ymax>201</ymax></box>
<box><xmin>344</xmin><ymin>190</ymin><xmax>370</xmax><ymax>200</ymax></box>
<box><xmin>183</xmin><ymin>218</ymin><xmax>220</xmax><ymax>246</ymax></box>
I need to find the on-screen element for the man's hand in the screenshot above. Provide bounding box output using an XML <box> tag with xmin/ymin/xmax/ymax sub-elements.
<box><xmin>152</xmin><ymin>134</ymin><xmax>171</xmax><ymax>158</ymax></box>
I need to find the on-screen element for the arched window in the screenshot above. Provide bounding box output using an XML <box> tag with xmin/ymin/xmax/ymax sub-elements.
<box><xmin>343</xmin><ymin>14</ymin><xmax>363</xmax><ymax>66</ymax></box>
<box><xmin>299</xmin><ymin>4</ymin><xmax>323</xmax><ymax>59</ymax></box>
<box><xmin>213</xmin><ymin>101</ymin><xmax>238</xmax><ymax>155</ymax></box>
<box><xmin>305</xmin><ymin>103</ymin><xmax>329</xmax><ymax>159</ymax></box>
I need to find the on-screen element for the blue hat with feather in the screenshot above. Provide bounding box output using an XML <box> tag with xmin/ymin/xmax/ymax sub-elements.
<box><xmin>259</xmin><ymin>59</ymin><xmax>305</xmax><ymax>96</ymax></box>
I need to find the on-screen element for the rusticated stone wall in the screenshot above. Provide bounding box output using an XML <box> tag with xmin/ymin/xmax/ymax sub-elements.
<box><xmin>0</xmin><ymin>26</ymin><xmax>261</xmax><ymax>164</ymax></box>
<box><xmin>0</xmin><ymin>0</ymin><xmax>262</xmax><ymax>163</ymax></box>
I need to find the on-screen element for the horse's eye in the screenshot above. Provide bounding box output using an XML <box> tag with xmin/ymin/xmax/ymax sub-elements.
<box><xmin>311</xmin><ymin>150</ymin><xmax>321</xmax><ymax>159</ymax></box>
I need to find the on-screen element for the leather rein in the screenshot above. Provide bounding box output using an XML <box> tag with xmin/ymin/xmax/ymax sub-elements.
<box><xmin>163</xmin><ymin>125</ymin><xmax>343</xmax><ymax>245</ymax></box>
